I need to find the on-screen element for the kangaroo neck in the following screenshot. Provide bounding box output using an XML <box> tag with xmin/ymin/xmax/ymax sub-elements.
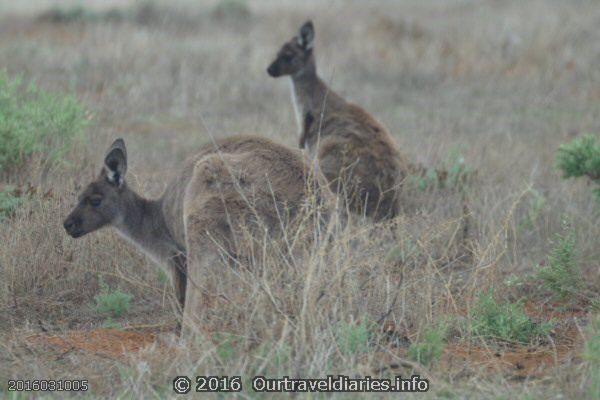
<box><xmin>114</xmin><ymin>185</ymin><xmax>183</xmax><ymax>266</ymax></box>
<box><xmin>289</xmin><ymin>70</ymin><xmax>344</xmax><ymax>136</ymax></box>
<box><xmin>290</xmin><ymin>71</ymin><xmax>330</xmax><ymax>116</ymax></box>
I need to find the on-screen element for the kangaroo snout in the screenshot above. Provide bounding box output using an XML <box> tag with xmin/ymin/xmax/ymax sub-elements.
<box><xmin>267</xmin><ymin>63</ymin><xmax>279</xmax><ymax>77</ymax></box>
<box><xmin>63</xmin><ymin>215</ymin><xmax>83</xmax><ymax>238</ymax></box>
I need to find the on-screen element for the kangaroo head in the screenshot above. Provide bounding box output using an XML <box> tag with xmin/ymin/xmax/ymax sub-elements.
<box><xmin>267</xmin><ymin>20</ymin><xmax>315</xmax><ymax>78</ymax></box>
<box><xmin>63</xmin><ymin>139</ymin><xmax>129</xmax><ymax>238</ymax></box>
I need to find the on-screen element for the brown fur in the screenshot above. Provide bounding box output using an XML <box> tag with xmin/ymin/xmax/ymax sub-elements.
<box><xmin>64</xmin><ymin>135</ymin><xmax>330</xmax><ymax>336</ymax></box>
<box><xmin>268</xmin><ymin>21</ymin><xmax>409</xmax><ymax>220</ymax></box>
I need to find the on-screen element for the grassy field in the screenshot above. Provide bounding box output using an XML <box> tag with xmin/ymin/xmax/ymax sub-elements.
<box><xmin>1</xmin><ymin>0</ymin><xmax>599</xmax><ymax>398</ymax></box>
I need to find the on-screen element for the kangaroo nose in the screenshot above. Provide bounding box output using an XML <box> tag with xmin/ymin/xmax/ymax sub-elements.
<box><xmin>63</xmin><ymin>218</ymin><xmax>74</xmax><ymax>231</ymax></box>
<box><xmin>63</xmin><ymin>216</ymin><xmax>80</xmax><ymax>233</ymax></box>
<box><xmin>267</xmin><ymin>64</ymin><xmax>278</xmax><ymax>77</ymax></box>
<box><xmin>64</xmin><ymin>216</ymin><xmax>84</xmax><ymax>238</ymax></box>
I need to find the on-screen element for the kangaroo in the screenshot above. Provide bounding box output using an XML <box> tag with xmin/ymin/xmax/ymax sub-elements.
<box><xmin>63</xmin><ymin>136</ymin><xmax>329</xmax><ymax>336</ymax></box>
<box><xmin>267</xmin><ymin>21</ymin><xmax>410</xmax><ymax>221</ymax></box>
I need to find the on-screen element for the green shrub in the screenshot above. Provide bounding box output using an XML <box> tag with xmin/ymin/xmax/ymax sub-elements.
<box><xmin>535</xmin><ymin>221</ymin><xmax>582</xmax><ymax>301</ymax></box>
<box><xmin>408</xmin><ymin>324</ymin><xmax>446</xmax><ymax>366</ymax></box>
<box><xmin>557</xmin><ymin>134</ymin><xmax>600</xmax><ymax>202</ymax></box>
<box><xmin>0</xmin><ymin>71</ymin><xmax>87</xmax><ymax>172</ymax></box>
<box><xmin>336</xmin><ymin>320</ymin><xmax>371</xmax><ymax>356</ymax></box>
<box><xmin>406</xmin><ymin>169</ymin><xmax>439</xmax><ymax>191</ymax></box>
<box><xmin>445</xmin><ymin>148</ymin><xmax>473</xmax><ymax>189</ymax></box>
<box><xmin>406</xmin><ymin>147</ymin><xmax>473</xmax><ymax>191</ymax></box>
<box><xmin>94</xmin><ymin>277</ymin><xmax>133</xmax><ymax>318</ymax></box>
<box><xmin>470</xmin><ymin>291</ymin><xmax>551</xmax><ymax>344</ymax></box>
<box><xmin>157</xmin><ymin>269</ymin><xmax>169</xmax><ymax>284</ymax></box>
<box><xmin>0</xmin><ymin>186</ymin><xmax>25</xmax><ymax>220</ymax></box>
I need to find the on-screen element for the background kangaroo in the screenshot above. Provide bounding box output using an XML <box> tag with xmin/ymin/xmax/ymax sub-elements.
<box><xmin>63</xmin><ymin>136</ymin><xmax>329</xmax><ymax>336</ymax></box>
<box><xmin>267</xmin><ymin>20</ymin><xmax>410</xmax><ymax>221</ymax></box>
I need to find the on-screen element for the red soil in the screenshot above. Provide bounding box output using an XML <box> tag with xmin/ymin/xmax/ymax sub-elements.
<box><xmin>27</xmin><ymin>328</ymin><xmax>159</xmax><ymax>358</ymax></box>
<box><xmin>442</xmin><ymin>341</ymin><xmax>576</xmax><ymax>378</ymax></box>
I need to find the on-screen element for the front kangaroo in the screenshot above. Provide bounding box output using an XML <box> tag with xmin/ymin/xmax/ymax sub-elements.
<box><xmin>267</xmin><ymin>21</ymin><xmax>409</xmax><ymax>221</ymax></box>
<box><xmin>63</xmin><ymin>136</ymin><xmax>328</xmax><ymax>336</ymax></box>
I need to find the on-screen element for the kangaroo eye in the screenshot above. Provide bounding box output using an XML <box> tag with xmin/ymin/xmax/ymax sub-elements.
<box><xmin>281</xmin><ymin>53</ymin><xmax>293</xmax><ymax>62</ymax></box>
<box><xmin>89</xmin><ymin>197</ymin><xmax>102</xmax><ymax>207</ymax></box>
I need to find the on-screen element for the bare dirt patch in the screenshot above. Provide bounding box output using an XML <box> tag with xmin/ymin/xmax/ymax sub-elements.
<box><xmin>442</xmin><ymin>341</ymin><xmax>577</xmax><ymax>379</ymax></box>
<box><xmin>27</xmin><ymin>328</ymin><xmax>160</xmax><ymax>358</ymax></box>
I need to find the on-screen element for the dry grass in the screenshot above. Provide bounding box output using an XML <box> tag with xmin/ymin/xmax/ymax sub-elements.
<box><xmin>1</xmin><ymin>0</ymin><xmax>599</xmax><ymax>398</ymax></box>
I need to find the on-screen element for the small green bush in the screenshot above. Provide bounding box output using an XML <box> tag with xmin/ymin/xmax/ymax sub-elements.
<box><xmin>557</xmin><ymin>135</ymin><xmax>600</xmax><ymax>179</ymax></box>
<box><xmin>470</xmin><ymin>291</ymin><xmax>551</xmax><ymax>344</ymax></box>
<box><xmin>406</xmin><ymin>147</ymin><xmax>473</xmax><ymax>191</ymax></box>
<box><xmin>445</xmin><ymin>148</ymin><xmax>473</xmax><ymax>189</ymax></box>
<box><xmin>535</xmin><ymin>222</ymin><xmax>582</xmax><ymax>300</ymax></box>
<box><xmin>557</xmin><ymin>134</ymin><xmax>600</xmax><ymax>202</ymax></box>
<box><xmin>408</xmin><ymin>324</ymin><xmax>446</xmax><ymax>366</ymax></box>
<box><xmin>0</xmin><ymin>186</ymin><xmax>25</xmax><ymax>220</ymax></box>
<box><xmin>336</xmin><ymin>320</ymin><xmax>371</xmax><ymax>356</ymax></box>
<box><xmin>406</xmin><ymin>169</ymin><xmax>439</xmax><ymax>191</ymax></box>
<box><xmin>0</xmin><ymin>71</ymin><xmax>87</xmax><ymax>172</ymax></box>
<box><xmin>94</xmin><ymin>277</ymin><xmax>133</xmax><ymax>318</ymax></box>
<box><xmin>157</xmin><ymin>269</ymin><xmax>169</xmax><ymax>284</ymax></box>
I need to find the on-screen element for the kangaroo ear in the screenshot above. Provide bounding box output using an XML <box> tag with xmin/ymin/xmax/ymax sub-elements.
<box><xmin>103</xmin><ymin>138</ymin><xmax>127</xmax><ymax>186</ymax></box>
<box><xmin>297</xmin><ymin>20</ymin><xmax>315</xmax><ymax>50</ymax></box>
